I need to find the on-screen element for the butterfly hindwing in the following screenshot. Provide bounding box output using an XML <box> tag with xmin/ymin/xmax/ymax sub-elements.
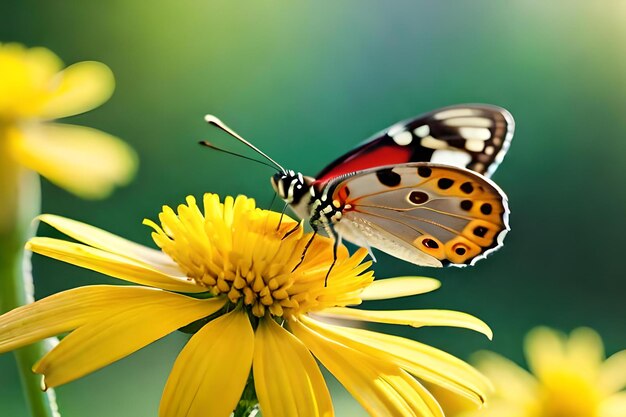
<box><xmin>315</xmin><ymin>104</ymin><xmax>514</xmax><ymax>183</ymax></box>
<box><xmin>328</xmin><ymin>162</ymin><xmax>509</xmax><ymax>267</ymax></box>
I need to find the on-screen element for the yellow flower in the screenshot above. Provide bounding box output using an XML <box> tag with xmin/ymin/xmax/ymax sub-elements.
<box><xmin>454</xmin><ymin>327</ymin><xmax>626</xmax><ymax>417</ymax></box>
<box><xmin>0</xmin><ymin>194</ymin><xmax>494</xmax><ymax>417</ymax></box>
<box><xmin>0</xmin><ymin>42</ymin><xmax>136</xmax><ymax>199</ymax></box>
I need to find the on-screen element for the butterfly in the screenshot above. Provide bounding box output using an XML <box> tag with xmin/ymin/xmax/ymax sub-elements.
<box><xmin>204</xmin><ymin>104</ymin><xmax>512</xmax><ymax>273</ymax></box>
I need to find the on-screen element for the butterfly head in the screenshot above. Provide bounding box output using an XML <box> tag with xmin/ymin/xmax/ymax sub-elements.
<box><xmin>270</xmin><ymin>170</ymin><xmax>313</xmax><ymax>206</ymax></box>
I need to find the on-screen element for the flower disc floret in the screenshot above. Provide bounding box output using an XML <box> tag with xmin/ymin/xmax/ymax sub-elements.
<box><xmin>144</xmin><ymin>194</ymin><xmax>373</xmax><ymax>318</ymax></box>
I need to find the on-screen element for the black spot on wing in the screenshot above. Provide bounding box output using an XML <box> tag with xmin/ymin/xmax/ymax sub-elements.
<box><xmin>460</xmin><ymin>200</ymin><xmax>473</xmax><ymax>211</ymax></box>
<box><xmin>474</xmin><ymin>226</ymin><xmax>488</xmax><ymax>237</ymax></box>
<box><xmin>437</xmin><ymin>178</ymin><xmax>454</xmax><ymax>189</ymax></box>
<box><xmin>422</xmin><ymin>238</ymin><xmax>439</xmax><ymax>249</ymax></box>
<box><xmin>408</xmin><ymin>191</ymin><xmax>429</xmax><ymax>204</ymax></box>
<box><xmin>460</xmin><ymin>182</ymin><xmax>474</xmax><ymax>194</ymax></box>
<box><xmin>417</xmin><ymin>166</ymin><xmax>432</xmax><ymax>178</ymax></box>
<box><xmin>480</xmin><ymin>203</ymin><xmax>493</xmax><ymax>215</ymax></box>
<box><xmin>376</xmin><ymin>168</ymin><xmax>401</xmax><ymax>187</ymax></box>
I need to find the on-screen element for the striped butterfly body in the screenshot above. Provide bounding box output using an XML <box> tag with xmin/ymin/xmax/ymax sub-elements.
<box><xmin>206</xmin><ymin>104</ymin><xmax>513</xmax><ymax>269</ymax></box>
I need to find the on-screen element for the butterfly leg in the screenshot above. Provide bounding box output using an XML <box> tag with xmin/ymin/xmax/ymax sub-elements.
<box><xmin>276</xmin><ymin>202</ymin><xmax>289</xmax><ymax>231</ymax></box>
<box><xmin>291</xmin><ymin>229</ymin><xmax>317</xmax><ymax>272</ymax></box>
<box><xmin>259</xmin><ymin>193</ymin><xmax>279</xmax><ymax>232</ymax></box>
<box><xmin>324</xmin><ymin>232</ymin><xmax>342</xmax><ymax>287</ymax></box>
<box><xmin>266</xmin><ymin>192</ymin><xmax>278</xmax><ymax>212</ymax></box>
<box><xmin>281</xmin><ymin>220</ymin><xmax>302</xmax><ymax>240</ymax></box>
<box><xmin>363</xmin><ymin>241</ymin><xmax>377</xmax><ymax>262</ymax></box>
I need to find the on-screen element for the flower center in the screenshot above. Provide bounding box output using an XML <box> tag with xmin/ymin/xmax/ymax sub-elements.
<box><xmin>145</xmin><ymin>194</ymin><xmax>373</xmax><ymax>318</ymax></box>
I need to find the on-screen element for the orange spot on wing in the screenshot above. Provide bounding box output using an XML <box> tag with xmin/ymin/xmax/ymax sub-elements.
<box><xmin>413</xmin><ymin>235</ymin><xmax>446</xmax><ymax>260</ymax></box>
<box><xmin>444</xmin><ymin>236</ymin><xmax>481</xmax><ymax>264</ymax></box>
<box><xmin>461</xmin><ymin>219</ymin><xmax>500</xmax><ymax>247</ymax></box>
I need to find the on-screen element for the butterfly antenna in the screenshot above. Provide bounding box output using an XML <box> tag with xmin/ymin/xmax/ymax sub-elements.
<box><xmin>204</xmin><ymin>115</ymin><xmax>286</xmax><ymax>173</ymax></box>
<box><xmin>198</xmin><ymin>141</ymin><xmax>277</xmax><ymax>170</ymax></box>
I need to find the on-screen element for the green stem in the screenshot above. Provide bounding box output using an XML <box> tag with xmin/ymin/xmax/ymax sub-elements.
<box><xmin>0</xmin><ymin>150</ymin><xmax>60</xmax><ymax>417</ymax></box>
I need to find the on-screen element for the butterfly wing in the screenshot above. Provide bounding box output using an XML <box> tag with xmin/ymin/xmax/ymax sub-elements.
<box><xmin>315</xmin><ymin>104</ymin><xmax>514</xmax><ymax>183</ymax></box>
<box><xmin>327</xmin><ymin>163</ymin><xmax>509</xmax><ymax>267</ymax></box>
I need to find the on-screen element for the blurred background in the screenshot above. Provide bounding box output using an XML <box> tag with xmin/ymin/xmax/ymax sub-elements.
<box><xmin>1</xmin><ymin>1</ymin><xmax>625</xmax><ymax>415</ymax></box>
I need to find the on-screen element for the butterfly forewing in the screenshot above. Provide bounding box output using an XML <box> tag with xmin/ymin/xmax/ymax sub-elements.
<box><xmin>328</xmin><ymin>163</ymin><xmax>509</xmax><ymax>267</ymax></box>
<box><xmin>315</xmin><ymin>104</ymin><xmax>514</xmax><ymax>183</ymax></box>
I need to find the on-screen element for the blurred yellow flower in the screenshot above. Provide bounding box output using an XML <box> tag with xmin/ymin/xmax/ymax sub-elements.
<box><xmin>0</xmin><ymin>42</ymin><xmax>136</xmax><ymax>198</ymax></box>
<box><xmin>450</xmin><ymin>327</ymin><xmax>626</xmax><ymax>417</ymax></box>
<box><xmin>0</xmin><ymin>194</ymin><xmax>494</xmax><ymax>417</ymax></box>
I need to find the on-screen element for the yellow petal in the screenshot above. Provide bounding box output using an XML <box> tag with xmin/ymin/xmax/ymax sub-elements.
<box><xmin>9</xmin><ymin>123</ymin><xmax>137</xmax><ymax>199</ymax></box>
<box><xmin>359</xmin><ymin>277</ymin><xmax>441</xmax><ymax>300</ymax></box>
<box><xmin>37</xmin><ymin>214</ymin><xmax>178</xmax><ymax>273</ymax></box>
<box><xmin>26</xmin><ymin>237</ymin><xmax>205</xmax><ymax>293</ymax></box>
<box><xmin>599</xmin><ymin>392</ymin><xmax>626</xmax><ymax>417</ymax></box>
<box><xmin>290</xmin><ymin>319</ymin><xmax>442</xmax><ymax>417</ymax></box>
<box><xmin>290</xmin><ymin>319</ymin><xmax>411</xmax><ymax>417</ymax></box>
<box><xmin>301</xmin><ymin>315</ymin><xmax>490</xmax><ymax>406</ymax></box>
<box><xmin>524</xmin><ymin>327</ymin><xmax>566</xmax><ymax>380</ymax></box>
<box><xmin>40</xmin><ymin>61</ymin><xmax>114</xmax><ymax>119</ymax></box>
<box><xmin>0</xmin><ymin>285</ymin><xmax>155</xmax><ymax>353</ymax></box>
<box><xmin>160</xmin><ymin>310</ymin><xmax>254</xmax><ymax>417</ymax></box>
<box><xmin>0</xmin><ymin>44</ymin><xmax>63</xmax><ymax>117</ymax></box>
<box><xmin>314</xmin><ymin>307</ymin><xmax>492</xmax><ymax>340</ymax></box>
<box><xmin>33</xmin><ymin>290</ymin><xmax>226</xmax><ymax>388</ymax></box>
<box><xmin>423</xmin><ymin>381</ymin><xmax>481</xmax><ymax>416</ymax></box>
<box><xmin>254</xmin><ymin>318</ymin><xmax>333</xmax><ymax>417</ymax></box>
<box><xmin>383</xmin><ymin>371</ymin><xmax>444</xmax><ymax>417</ymax></box>
<box><xmin>599</xmin><ymin>350</ymin><xmax>626</xmax><ymax>394</ymax></box>
<box><xmin>471</xmin><ymin>351</ymin><xmax>538</xmax><ymax>403</ymax></box>
<box><xmin>565</xmin><ymin>327</ymin><xmax>604</xmax><ymax>379</ymax></box>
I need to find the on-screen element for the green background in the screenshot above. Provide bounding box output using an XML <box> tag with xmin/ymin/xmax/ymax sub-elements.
<box><xmin>2</xmin><ymin>1</ymin><xmax>625</xmax><ymax>416</ymax></box>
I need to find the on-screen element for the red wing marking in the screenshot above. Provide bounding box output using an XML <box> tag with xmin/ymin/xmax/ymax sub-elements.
<box><xmin>314</xmin><ymin>145</ymin><xmax>411</xmax><ymax>184</ymax></box>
